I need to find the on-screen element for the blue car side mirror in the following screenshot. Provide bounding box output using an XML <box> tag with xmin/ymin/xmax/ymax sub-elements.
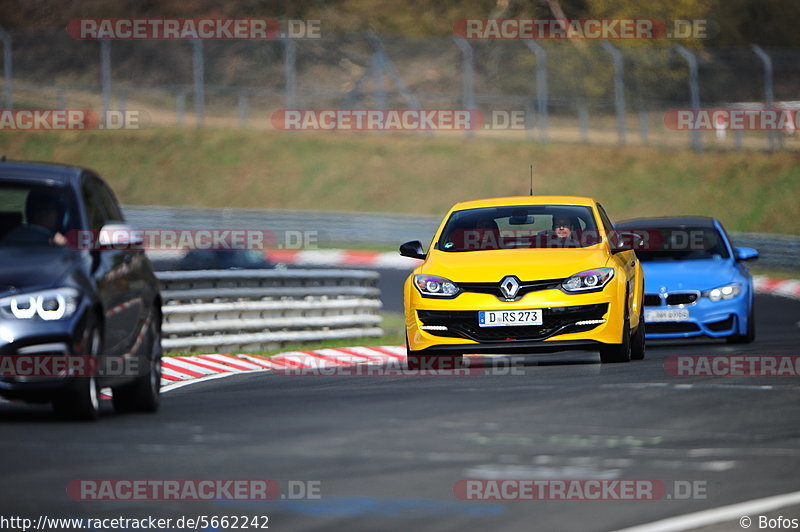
<box><xmin>734</xmin><ymin>247</ymin><xmax>759</xmax><ymax>261</ymax></box>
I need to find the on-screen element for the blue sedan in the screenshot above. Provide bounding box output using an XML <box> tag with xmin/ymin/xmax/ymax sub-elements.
<box><xmin>615</xmin><ymin>217</ymin><xmax>758</xmax><ymax>343</ymax></box>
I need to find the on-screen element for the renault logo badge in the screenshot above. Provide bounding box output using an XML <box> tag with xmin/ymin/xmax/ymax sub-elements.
<box><xmin>500</xmin><ymin>276</ymin><xmax>521</xmax><ymax>300</ymax></box>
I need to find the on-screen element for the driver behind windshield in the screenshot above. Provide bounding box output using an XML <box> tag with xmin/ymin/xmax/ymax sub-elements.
<box><xmin>2</xmin><ymin>189</ymin><xmax>68</xmax><ymax>246</ymax></box>
<box><xmin>552</xmin><ymin>215</ymin><xmax>576</xmax><ymax>239</ymax></box>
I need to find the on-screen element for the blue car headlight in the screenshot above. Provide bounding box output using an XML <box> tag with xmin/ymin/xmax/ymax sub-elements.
<box><xmin>0</xmin><ymin>287</ymin><xmax>80</xmax><ymax>321</ymax></box>
<box><xmin>702</xmin><ymin>283</ymin><xmax>742</xmax><ymax>302</ymax></box>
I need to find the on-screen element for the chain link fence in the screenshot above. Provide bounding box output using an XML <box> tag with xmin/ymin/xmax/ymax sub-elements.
<box><xmin>2</xmin><ymin>28</ymin><xmax>800</xmax><ymax>150</ymax></box>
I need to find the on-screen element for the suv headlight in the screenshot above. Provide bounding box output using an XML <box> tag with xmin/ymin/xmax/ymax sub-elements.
<box><xmin>0</xmin><ymin>288</ymin><xmax>80</xmax><ymax>321</ymax></box>
<box><xmin>562</xmin><ymin>268</ymin><xmax>615</xmax><ymax>292</ymax></box>
<box><xmin>702</xmin><ymin>283</ymin><xmax>741</xmax><ymax>302</ymax></box>
<box><xmin>414</xmin><ymin>275</ymin><xmax>460</xmax><ymax>297</ymax></box>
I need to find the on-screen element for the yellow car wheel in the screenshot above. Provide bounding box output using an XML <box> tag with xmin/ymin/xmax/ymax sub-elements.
<box><xmin>599</xmin><ymin>304</ymin><xmax>632</xmax><ymax>363</ymax></box>
<box><xmin>631</xmin><ymin>307</ymin><xmax>646</xmax><ymax>360</ymax></box>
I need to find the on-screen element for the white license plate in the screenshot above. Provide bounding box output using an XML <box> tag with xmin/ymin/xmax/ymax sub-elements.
<box><xmin>645</xmin><ymin>309</ymin><xmax>690</xmax><ymax>322</ymax></box>
<box><xmin>479</xmin><ymin>309</ymin><xmax>543</xmax><ymax>327</ymax></box>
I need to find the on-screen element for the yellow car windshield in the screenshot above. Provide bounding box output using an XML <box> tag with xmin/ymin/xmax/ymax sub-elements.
<box><xmin>437</xmin><ymin>205</ymin><xmax>601</xmax><ymax>252</ymax></box>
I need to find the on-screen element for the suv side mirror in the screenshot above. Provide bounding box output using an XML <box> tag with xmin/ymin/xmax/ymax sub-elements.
<box><xmin>734</xmin><ymin>246</ymin><xmax>759</xmax><ymax>261</ymax></box>
<box><xmin>97</xmin><ymin>223</ymin><xmax>143</xmax><ymax>250</ymax></box>
<box><xmin>399</xmin><ymin>240</ymin><xmax>426</xmax><ymax>260</ymax></box>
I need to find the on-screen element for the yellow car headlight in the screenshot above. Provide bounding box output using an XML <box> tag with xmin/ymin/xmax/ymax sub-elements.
<box><xmin>414</xmin><ymin>274</ymin><xmax>460</xmax><ymax>298</ymax></box>
<box><xmin>562</xmin><ymin>268</ymin><xmax>615</xmax><ymax>293</ymax></box>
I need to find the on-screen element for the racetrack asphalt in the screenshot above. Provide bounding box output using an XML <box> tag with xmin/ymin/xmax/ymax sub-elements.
<box><xmin>0</xmin><ymin>293</ymin><xmax>799</xmax><ymax>531</ymax></box>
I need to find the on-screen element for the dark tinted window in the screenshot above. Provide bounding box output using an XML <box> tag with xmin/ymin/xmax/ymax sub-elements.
<box><xmin>629</xmin><ymin>226</ymin><xmax>730</xmax><ymax>261</ymax></box>
<box><xmin>437</xmin><ymin>205</ymin><xmax>600</xmax><ymax>252</ymax></box>
<box><xmin>81</xmin><ymin>181</ymin><xmax>105</xmax><ymax>231</ymax></box>
<box><xmin>95</xmin><ymin>179</ymin><xmax>124</xmax><ymax>222</ymax></box>
<box><xmin>0</xmin><ymin>182</ymin><xmax>79</xmax><ymax>246</ymax></box>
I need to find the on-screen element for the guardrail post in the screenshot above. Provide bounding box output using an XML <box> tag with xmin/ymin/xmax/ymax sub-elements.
<box><xmin>191</xmin><ymin>39</ymin><xmax>204</xmax><ymax>128</ymax></box>
<box><xmin>100</xmin><ymin>39</ymin><xmax>111</xmax><ymax>117</ymax></box>
<box><xmin>453</xmin><ymin>37</ymin><xmax>475</xmax><ymax>138</ymax></box>
<box><xmin>752</xmin><ymin>44</ymin><xmax>778</xmax><ymax>151</ymax></box>
<box><xmin>601</xmin><ymin>41</ymin><xmax>626</xmax><ymax>146</ymax></box>
<box><xmin>284</xmin><ymin>37</ymin><xmax>297</xmax><ymax>109</ymax></box>
<box><xmin>524</xmin><ymin>40</ymin><xmax>548</xmax><ymax>144</ymax></box>
<box><xmin>0</xmin><ymin>26</ymin><xmax>12</xmax><ymax>109</ymax></box>
<box><xmin>675</xmin><ymin>45</ymin><xmax>702</xmax><ymax>152</ymax></box>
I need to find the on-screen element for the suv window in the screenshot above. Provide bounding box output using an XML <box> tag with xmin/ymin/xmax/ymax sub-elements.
<box><xmin>95</xmin><ymin>180</ymin><xmax>124</xmax><ymax>222</ymax></box>
<box><xmin>81</xmin><ymin>180</ymin><xmax>105</xmax><ymax>231</ymax></box>
<box><xmin>0</xmin><ymin>182</ymin><xmax>79</xmax><ymax>246</ymax></box>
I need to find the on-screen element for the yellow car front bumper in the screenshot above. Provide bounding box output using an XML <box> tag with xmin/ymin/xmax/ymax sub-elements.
<box><xmin>405</xmin><ymin>279</ymin><xmax>628</xmax><ymax>354</ymax></box>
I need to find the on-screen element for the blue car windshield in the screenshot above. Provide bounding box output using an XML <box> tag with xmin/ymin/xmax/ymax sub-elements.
<box><xmin>437</xmin><ymin>205</ymin><xmax>600</xmax><ymax>252</ymax></box>
<box><xmin>630</xmin><ymin>226</ymin><xmax>730</xmax><ymax>261</ymax></box>
<box><xmin>0</xmin><ymin>183</ymin><xmax>79</xmax><ymax>247</ymax></box>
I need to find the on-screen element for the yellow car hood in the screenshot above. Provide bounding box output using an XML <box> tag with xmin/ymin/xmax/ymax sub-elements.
<box><xmin>419</xmin><ymin>247</ymin><xmax>611</xmax><ymax>282</ymax></box>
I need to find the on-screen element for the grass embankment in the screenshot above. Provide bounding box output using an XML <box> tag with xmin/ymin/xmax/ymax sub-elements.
<box><xmin>1</xmin><ymin>128</ymin><xmax>799</xmax><ymax>234</ymax></box>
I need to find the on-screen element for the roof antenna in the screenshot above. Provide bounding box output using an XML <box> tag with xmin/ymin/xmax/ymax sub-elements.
<box><xmin>529</xmin><ymin>164</ymin><xmax>534</xmax><ymax>195</ymax></box>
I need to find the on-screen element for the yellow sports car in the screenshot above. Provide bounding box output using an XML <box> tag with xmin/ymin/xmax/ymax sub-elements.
<box><xmin>401</xmin><ymin>196</ymin><xmax>645</xmax><ymax>368</ymax></box>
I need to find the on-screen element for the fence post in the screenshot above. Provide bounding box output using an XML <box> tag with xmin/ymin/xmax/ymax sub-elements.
<box><xmin>524</xmin><ymin>41</ymin><xmax>548</xmax><ymax>144</ymax></box>
<box><xmin>100</xmin><ymin>39</ymin><xmax>111</xmax><ymax>118</ymax></box>
<box><xmin>577</xmin><ymin>101</ymin><xmax>589</xmax><ymax>143</ymax></box>
<box><xmin>752</xmin><ymin>44</ymin><xmax>778</xmax><ymax>150</ymax></box>
<box><xmin>238</xmin><ymin>91</ymin><xmax>248</xmax><ymax>127</ymax></box>
<box><xmin>191</xmin><ymin>40</ymin><xmax>204</xmax><ymax>128</ymax></box>
<box><xmin>372</xmin><ymin>47</ymin><xmax>387</xmax><ymax>109</ymax></box>
<box><xmin>176</xmin><ymin>90</ymin><xmax>186</xmax><ymax>126</ymax></box>
<box><xmin>118</xmin><ymin>88</ymin><xmax>126</xmax><ymax>115</ymax></box>
<box><xmin>601</xmin><ymin>41</ymin><xmax>626</xmax><ymax>146</ymax></box>
<box><xmin>675</xmin><ymin>45</ymin><xmax>702</xmax><ymax>152</ymax></box>
<box><xmin>56</xmin><ymin>87</ymin><xmax>66</xmax><ymax>110</ymax></box>
<box><xmin>284</xmin><ymin>37</ymin><xmax>297</xmax><ymax>109</ymax></box>
<box><xmin>365</xmin><ymin>33</ymin><xmax>428</xmax><ymax>135</ymax></box>
<box><xmin>639</xmin><ymin>111</ymin><xmax>649</xmax><ymax>145</ymax></box>
<box><xmin>452</xmin><ymin>37</ymin><xmax>475</xmax><ymax>138</ymax></box>
<box><xmin>0</xmin><ymin>26</ymin><xmax>11</xmax><ymax>109</ymax></box>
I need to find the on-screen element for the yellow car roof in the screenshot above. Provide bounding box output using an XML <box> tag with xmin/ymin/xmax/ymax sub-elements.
<box><xmin>450</xmin><ymin>195</ymin><xmax>597</xmax><ymax>210</ymax></box>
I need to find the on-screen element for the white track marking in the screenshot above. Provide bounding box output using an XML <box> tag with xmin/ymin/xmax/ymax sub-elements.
<box><xmin>615</xmin><ymin>489</ymin><xmax>800</xmax><ymax>532</ymax></box>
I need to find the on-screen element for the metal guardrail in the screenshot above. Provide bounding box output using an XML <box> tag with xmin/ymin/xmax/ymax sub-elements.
<box><xmin>127</xmin><ymin>205</ymin><xmax>800</xmax><ymax>270</ymax></box>
<box><xmin>728</xmin><ymin>232</ymin><xmax>800</xmax><ymax>270</ymax></box>
<box><xmin>158</xmin><ymin>269</ymin><xmax>383</xmax><ymax>353</ymax></box>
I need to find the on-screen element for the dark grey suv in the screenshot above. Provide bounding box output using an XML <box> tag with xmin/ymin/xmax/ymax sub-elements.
<box><xmin>0</xmin><ymin>160</ymin><xmax>162</xmax><ymax>420</ymax></box>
